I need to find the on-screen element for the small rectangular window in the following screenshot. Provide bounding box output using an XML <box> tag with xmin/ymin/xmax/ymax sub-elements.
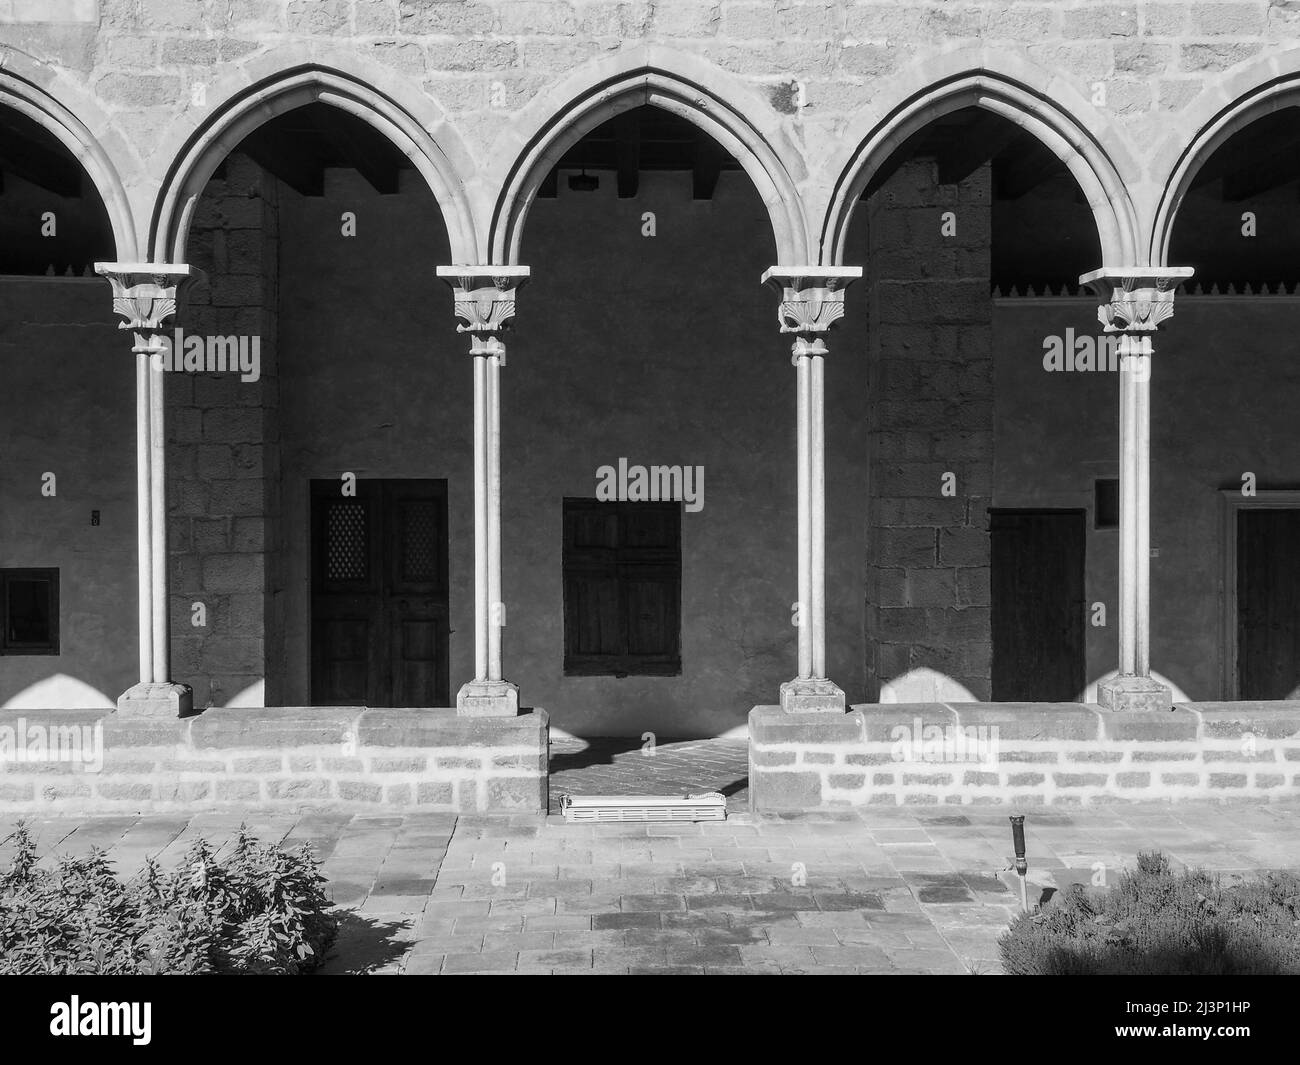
<box><xmin>1</xmin><ymin>568</ymin><xmax>59</xmax><ymax>655</ymax></box>
<box><xmin>1095</xmin><ymin>478</ymin><xmax>1119</xmax><ymax>530</ymax></box>
<box><xmin>563</xmin><ymin>500</ymin><xmax>682</xmax><ymax>676</ymax></box>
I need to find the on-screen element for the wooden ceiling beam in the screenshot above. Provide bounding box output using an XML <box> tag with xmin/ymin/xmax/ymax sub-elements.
<box><xmin>1219</xmin><ymin>125</ymin><xmax>1300</xmax><ymax>201</ymax></box>
<box><xmin>238</xmin><ymin>128</ymin><xmax>325</xmax><ymax>196</ymax></box>
<box><xmin>692</xmin><ymin>132</ymin><xmax>725</xmax><ymax>200</ymax></box>
<box><xmin>306</xmin><ymin>106</ymin><xmax>402</xmax><ymax>195</ymax></box>
<box><xmin>1189</xmin><ymin>108</ymin><xmax>1300</xmax><ymax>192</ymax></box>
<box><xmin>995</xmin><ymin>141</ymin><xmax>1062</xmax><ymax>199</ymax></box>
<box><xmin>0</xmin><ymin>114</ymin><xmax>82</xmax><ymax>197</ymax></box>
<box><xmin>935</xmin><ymin>114</ymin><xmax>1021</xmax><ymax>186</ymax></box>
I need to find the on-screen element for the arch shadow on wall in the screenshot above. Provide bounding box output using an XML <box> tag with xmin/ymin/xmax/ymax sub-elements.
<box><xmin>820</xmin><ymin>70</ymin><xmax>1140</xmax><ymax>269</ymax></box>
<box><xmin>0</xmin><ymin>69</ymin><xmax>134</xmax><ymax>260</ymax></box>
<box><xmin>147</xmin><ymin>65</ymin><xmax>479</xmax><ymax>264</ymax></box>
<box><xmin>1151</xmin><ymin>70</ymin><xmax>1300</xmax><ymax>267</ymax></box>
<box><xmin>488</xmin><ymin>66</ymin><xmax>811</xmax><ymax>266</ymax></box>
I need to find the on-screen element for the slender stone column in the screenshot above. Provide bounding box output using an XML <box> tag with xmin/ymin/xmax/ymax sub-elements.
<box><xmin>1080</xmin><ymin>267</ymin><xmax>1193</xmax><ymax>712</ymax></box>
<box><xmin>438</xmin><ymin>266</ymin><xmax>530</xmax><ymax>716</ymax></box>
<box><xmin>95</xmin><ymin>262</ymin><xmax>203</xmax><ymax>716</ymax></box>
<box><xmin>762</xmin><ymin>267</ymin><xmax>862</xmax><ymax>713</ymax></box>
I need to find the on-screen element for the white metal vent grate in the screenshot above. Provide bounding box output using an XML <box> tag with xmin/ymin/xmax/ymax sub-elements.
<box><xmin>559</xmin><ymin>792</ymin><xmax>727</xmax><ymax>823</ymax></box>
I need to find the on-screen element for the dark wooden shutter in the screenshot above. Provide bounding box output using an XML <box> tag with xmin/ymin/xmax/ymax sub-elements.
<box><xmin>0</xmin><ymin>568</ymin><xmax>60</xmax><ymax>655</ymax></box>
<box><xmin>564</xmin><ymin>503</ymin><xmax>622</xmax><ymax>659</ymax></box>
<box><xmin>563</xmin><ymin>499</ymin><xmax>681</xmax><ymax>675</ymax></box>
<box><xmin>619</xmin><ymin>504</ymin><xmax>680</xmax><ymax>665</ymax></box>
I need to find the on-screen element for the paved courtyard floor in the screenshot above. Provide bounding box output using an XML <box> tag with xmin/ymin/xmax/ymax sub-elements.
<box><xmin>3</xmin><ymin>791</ymin><xmax>1297</xmax><ymax>974</ymax></box>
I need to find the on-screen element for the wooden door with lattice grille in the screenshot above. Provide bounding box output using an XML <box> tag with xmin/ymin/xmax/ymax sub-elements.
<box><xmin>310</xmin><ymin>479</ymin><xmax>449</xmax><ymax>707</ymax></box>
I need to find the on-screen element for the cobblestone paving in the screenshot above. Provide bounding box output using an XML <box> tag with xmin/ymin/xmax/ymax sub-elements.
<box><xmin>4</xmin><ymin>796</ymin><xmax>1297</xmax><ymax>975</ymax></box>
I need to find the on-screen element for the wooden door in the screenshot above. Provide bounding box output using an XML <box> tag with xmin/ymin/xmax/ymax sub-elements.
<box><xmin>1237</xmin><ymin>508</ymin><xmax>1300</xmax><ymax>700</ymax></box>
<box><xmin>310</xmin><ymin>479</ymin><xmax>449</xmax><ymax>707</ymax></box>
<box><xmin>990</xmin><ymin>509</ymin><xmax>1086</xmax><ymax>701</ymax></box>
<box><xmin>385</xmin><ymin>480</ymin><xmax>451</xmax><ymax>706</ymax></box>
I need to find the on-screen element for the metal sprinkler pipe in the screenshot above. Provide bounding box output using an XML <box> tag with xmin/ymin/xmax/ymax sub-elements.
<box><xmin>1010</xmin><ymin>815</ymin><xmax>1028</xmax><ymax>913</ymax></box>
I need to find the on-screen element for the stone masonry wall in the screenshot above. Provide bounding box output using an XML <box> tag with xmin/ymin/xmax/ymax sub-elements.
<box><xmin>0</xmin><ymin>708</ymin><xmax>548</xmax><ymax>813</ymax></box>
<box><xmin>749</xmin><ymin>703</ymin><xmax>1300</xmax><ymax>809</ymax></box>
<box><xmin>864</xmin><ymin>158</ymin><xmax>993</xmax><ymax>702</ymax></box>
<box><xmin>4</xmin><ymin>1</ymin><xmax>1300</xmax><ymax>256</ymax></box>
<box><xmin>167</xmin><ymin>153</ymin><xmax>280</xmax><ymax>709</ymax></box>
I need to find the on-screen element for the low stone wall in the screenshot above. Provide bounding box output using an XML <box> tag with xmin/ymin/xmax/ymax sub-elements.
<box><xmin>0</xmin><ymin>707</ymin><xmax>548</xmax><ymax>813</ymax></box>
<box><xmin>749</xmin><ymin>702</ymin><xmax>1300</xmax><ymax>811</ymax></box>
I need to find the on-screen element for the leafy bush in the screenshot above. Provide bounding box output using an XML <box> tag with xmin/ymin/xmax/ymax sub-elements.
<box><xmin>999</xmin><ymin>851</ymin><xmax>1300</xmax><ymax>975</ymax></box>
<box><xmin>0</xmin><ymin>822</ymin><xmax>338</xmax><ymax>975</ymax></box>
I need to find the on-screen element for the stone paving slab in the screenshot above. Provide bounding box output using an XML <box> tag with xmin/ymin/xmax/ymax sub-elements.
<box><xmin>548</xmin><ymin>737</ymin><xmax>749</xmax><ymax>813</ymax></box>
<box><xmin>3</xmin><ymin>798</ymin><xmax>1298</xmax><ymax>975</ymax></box>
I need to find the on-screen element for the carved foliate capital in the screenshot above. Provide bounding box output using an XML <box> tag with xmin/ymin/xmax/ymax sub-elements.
<box><xmin>1080</xmin><ymin>267</ymin><xmax>1194</xmax><ymax>333</ymax></box>
<box><xmin>95</xmin><ymin>262</ymin><xmax>203</xmax><ymax>334</ymax></box>
<box><xmin>437</xmin><ymin>265</ymin><xmax>530</xmax><ymax>335</ymax></box>
<box><xmin>761</xmin><ymin>266</ymin><xmax>862</xmax><ymax>337</ymax></box>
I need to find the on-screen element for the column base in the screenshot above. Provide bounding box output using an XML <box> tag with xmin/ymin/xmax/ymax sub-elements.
<box><xmin>456</xmin><ymin>679</ymin><xmax>520</xmax><ymax>717</ymax></box>
<box><xmin>779</xmin><ymin>678</ymin><xmax>846</xmax><ymax>714</ymax></box>
<box><xmin>1097</xmin><ymin>675</ymin><xmax>1171</xmax><ymax>713</ymax></box>
<box><xmin>116</xmin><ymin>681</ymin><xmax>193</xmax><ymax>718</ymax></box>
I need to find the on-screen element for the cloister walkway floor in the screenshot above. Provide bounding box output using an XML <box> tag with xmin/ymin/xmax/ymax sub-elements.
<box><xmin>547</xmin><ymin>736</ymin><xmax>751</xmax><ymax>814</ymax></box>
<box><xmin>3</xmin><ymin>799</ymin><xmax>1298</xmax><ymax>975</ymax></box>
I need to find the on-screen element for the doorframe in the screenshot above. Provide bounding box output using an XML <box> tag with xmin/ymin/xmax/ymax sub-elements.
<box><xmin>308</xmin><ymin>477</ymin><xmax>451</xmax><ymax>707</ymax></box>
<box><xmin>1219</xmin><ymin>489</ymin><xmax>1300</xmax><ymax>699</ymax></box>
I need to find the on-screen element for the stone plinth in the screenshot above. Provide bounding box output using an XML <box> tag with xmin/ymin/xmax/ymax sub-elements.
<box><xmin>117</xmin><ymin>681</ymin><xmax>193</xmax><ymax>718</ymax></box>
<box><xmin>456</xmin><ymin>679</ymin><xmax>521</xmax><ymax>717</ymax></box>
<box><xmin>1098</xmin><ymin>675</ymin><xmax>1173</xmax><ymax>713</ymax></box>
<box><xmin>779</xmin><ymin>678</ymin><xmax>846</xmax><ymax>714</ymax></box>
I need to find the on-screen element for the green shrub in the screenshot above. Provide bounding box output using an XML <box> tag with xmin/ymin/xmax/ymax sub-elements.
<box><xmin>0</xmin><ymin>822</ymin><xmax>338</xmax><ymax>975</ymax></box>
<box><xmin>999</xmin><ymin>850</ymin><xmax>1300</xmax><ymax>975</ymax></box>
